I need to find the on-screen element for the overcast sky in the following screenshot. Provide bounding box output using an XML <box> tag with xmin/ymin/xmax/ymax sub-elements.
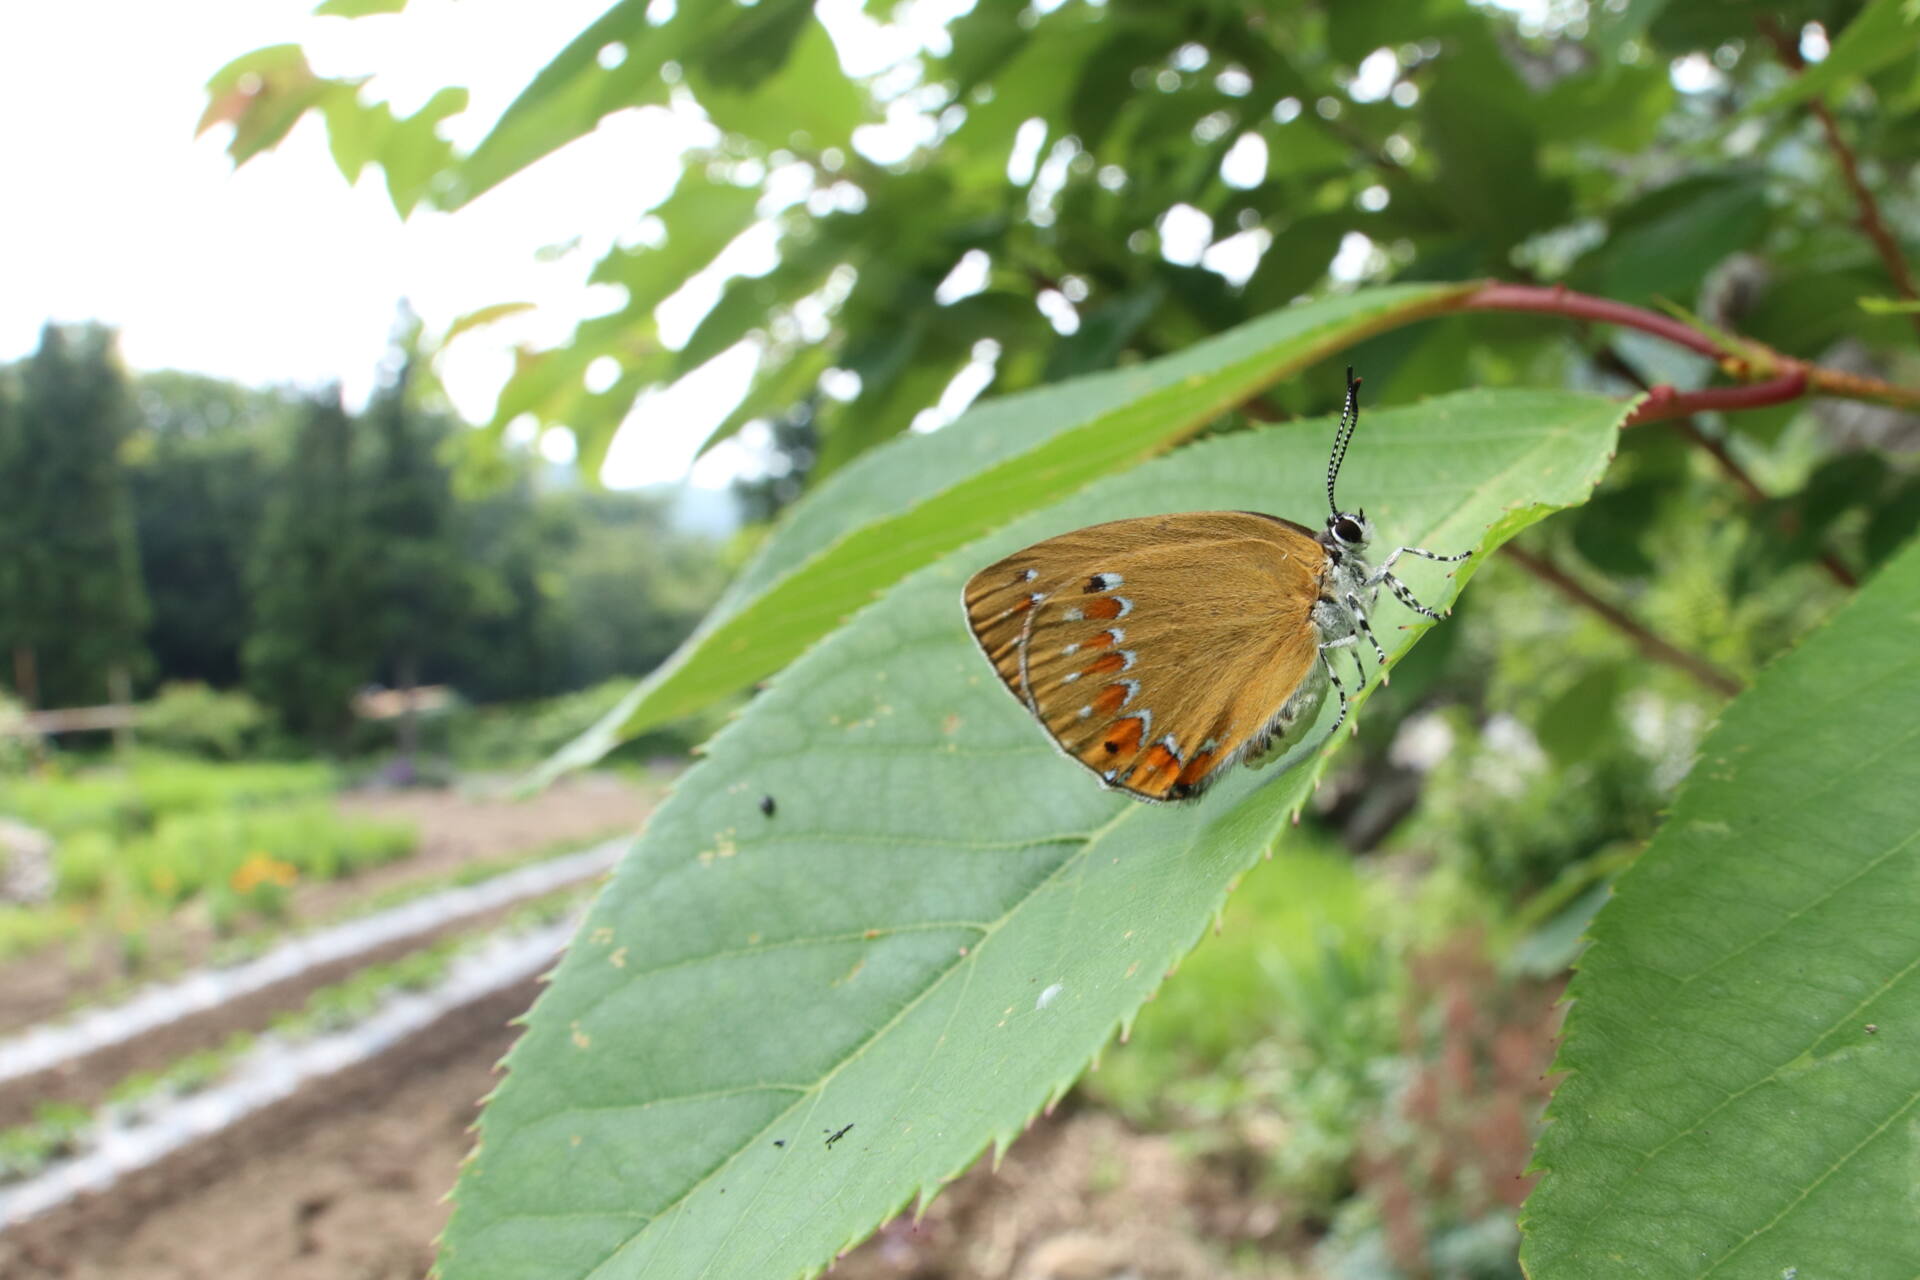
<box><xmin>0</xmin><ymin>0</ymin><xmax>764</xmax><ymax>487</ymax></box>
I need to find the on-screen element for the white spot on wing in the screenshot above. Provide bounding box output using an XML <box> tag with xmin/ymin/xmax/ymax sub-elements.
<box><xmin>1117</xmin><ymin>649</ymin><xmax>1136</xmax><ymax>671</ymax></box>
<box><xmin>1065</xmin><ymin>608</ymin><xmax>1084</xmax><ymax>622</ymax></box>
<box><xmin>1062</xmin><ymin>642</ymin><xmax>1079</xmax><ymax>656</ymax></box>
<box><xmin>1021</xmin><ymin>568</ymin><xmax>1037</xmax><ymax>581</ymax></box>
<box><xmin>1063</xmin><ymin>671</ymin><xmax>1080</xmax><ymax>684</ymax></box>
<box><xmin>1113</xmin><ymin>596</ymin><xmax>1134</xmax><ymax>617</ymax></box>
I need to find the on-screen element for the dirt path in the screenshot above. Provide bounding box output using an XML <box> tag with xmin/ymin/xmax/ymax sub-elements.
<box><xmin>0</xmin><ymin>773</ymin><xmax>659</xmax><ymax>1037</ymax></box>
<box><xmin>0</xmin><ymin>978</ymin><xmax>537</xmax><ymax>1280</ymax></box>
<box><xmin>2</xmin><ymin>1006</ymin><xmax>1283</xmax><ymax>1280</ymax></box>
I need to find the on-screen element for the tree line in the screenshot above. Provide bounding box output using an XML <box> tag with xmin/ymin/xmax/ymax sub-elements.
<box><xmin>0</xmin><ymin>320</ymin><xmax>727</xmax><ymax>747</ymax></box>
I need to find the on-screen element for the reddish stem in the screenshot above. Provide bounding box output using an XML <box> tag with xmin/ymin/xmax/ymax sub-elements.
<box><xmin>1459</xmin><ymin>283</ymin><xmax>1724</xmax><ymax>359</ymax></box>
<box><xmin>1621</xmin><ymin>372</ymin><xmax>1808</xmax><ymax>427</ymax></box>
<box><xmin>1455</xmin><ymin>281</ymin><xmax>1920</xmax><ymax>411</ymax></box>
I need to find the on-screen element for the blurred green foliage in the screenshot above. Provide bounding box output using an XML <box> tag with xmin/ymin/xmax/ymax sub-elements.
<box><xmin>442</xmin><ymin>677</ymin><xmax>719</xmax><ymax>770</ymax></box>
<box><xmin>134</xmin><ymin>683</ymin><xmax>273</xmax><ymax>761</ymax></box>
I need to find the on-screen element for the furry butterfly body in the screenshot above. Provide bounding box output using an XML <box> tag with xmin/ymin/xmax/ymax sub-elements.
<box><xmin>962</xmin><ymin>371</ymin><xmax>1468</xmax><ymax>803</ymax></box>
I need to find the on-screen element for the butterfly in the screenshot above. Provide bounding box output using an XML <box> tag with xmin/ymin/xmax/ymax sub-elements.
<box><xmin>962</xmin><ymin>368</ymin><xmax>1470</xmax><ymax>803</ymax></box>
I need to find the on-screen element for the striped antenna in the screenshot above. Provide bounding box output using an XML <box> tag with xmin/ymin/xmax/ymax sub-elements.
<box><xmin>1327</xmin><ymin>366</ymin><xmax>1361</xmax><ymax>515</ymax></box>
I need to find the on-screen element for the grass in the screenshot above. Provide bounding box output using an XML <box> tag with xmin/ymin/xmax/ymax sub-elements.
<box><xmin>0</xmin><ymin>751</ymin><xmax>415</xmax><ymax>964</ymax></box>
<box><xmin>0</xmin><ymin>752</ymin><xmax>336</xmax><ymax>839</ymax></box>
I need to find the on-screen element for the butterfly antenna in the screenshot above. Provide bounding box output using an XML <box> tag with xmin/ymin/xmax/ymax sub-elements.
<box><xmin>1328</xmin><ymin>366</ymin><xmax>1361</xmax><ymax>515</ymax></box>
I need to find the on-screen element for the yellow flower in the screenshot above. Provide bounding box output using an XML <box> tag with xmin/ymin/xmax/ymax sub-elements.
<box><xmin>231</xmin><ymin>852</ymin><xmax>298</xmax><ymax>894</ymax></box>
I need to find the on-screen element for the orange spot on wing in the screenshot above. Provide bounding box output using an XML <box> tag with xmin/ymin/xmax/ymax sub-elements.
<box><xmin>1091</xmin><ymin>683</ymin><xmax>1130</xmax><ymax>716</ymax></box>
<box><xmin>1127</xmin><ymin>745</ymin><xmax>1180</xmax><ymax>793</ymax></box>
<box><xmin>1083</xmin><ymin>597</ymin><xmax>1122</xmax><ymax>620</ymax></box>
<box><xmin>1098</xmin><ymin>715</ymin><xmax>1145</xmax><ymax>758</ymax></box>
<box><xmin>1085</xmin><ymin>630</ymin><xmax>1118</xmax><ymax>649</ymax></box>
<box><xmin>1176</xmin><ymin>750</ymin><xmax>1218</xmax><ymax>787</ymax></box>
<box><xmin>1082</xmin><ymin>652</ymin><xmax>1126</xmax><ymax>677</ymax></box>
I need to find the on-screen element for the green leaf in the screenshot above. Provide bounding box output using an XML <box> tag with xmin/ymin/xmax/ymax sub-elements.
<box><xmin>1418</xmin><ymin>26</ymin><xmax>1569</xmax><ymax>253</ymax></box>
<box><xmin>442</xmin><ymin>387</ymin><xmax>1629</xmax><ymax>1280</ymax></box>
<box><xmin>531</xmin><ymin>283</ymin><xmax>1478</xmax><ymax>783</ymax></box>
<box><xmin>314</xmin><ymin>0</ymin><xmax>406</xmax><ymax>15</ymax></box>
<box><xmin>1522</xmin><ymin>533</ymin><xmax>1920</xmax><ymax>1278</ymax></box>
<box><xmin>379</xmin><ymin>86</ymin><xmax>469</xmax><ymax>216</ymax></box>
<box><xmin>589</xmin><ymin>171</ymin><xmax>762</xmax><ymax>320</ymax></box>
<box><xmin>1574</xmin><ymin>173</ymin><xmax>1770</xmax><ymax>307</ymax></box>
<box><xmin>449</xmin><ymin>1</ymin><xmax>685</xmax><ymax>208</ymax></box>
<box><xmin>199</xmin><ymin>45</ymin><xmax>362</xmax><ymax>166</ymax></box>
<box><xmin>1747</xmin><ymin>0</ymin><xmax>1920</xmax><ymax>115</ymax></box>
<box><xmin>442</xmin><ymin>301</ymin><xmax>537</xmax><ymax>346</ymax></box>
<box><xmin>1860</xmin><ymin>295</ymin><xmax>1920</xmax><ymax>314</ymax></box>
<box><xmin>694</xmin><ymin>343</ymin><xmax>834</xmax><ymax>457</ymax></box>
<box><xmin>686</xmin><ymin>14</ymin><xmax>864</xmax><ymax>151</ymax></box>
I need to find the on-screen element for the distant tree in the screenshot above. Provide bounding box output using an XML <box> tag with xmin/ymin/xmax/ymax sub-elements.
<box><xmin>443</xmin><ymin>475</ymin><xmax>573</xmax><ymax>704</ymax></box>
<box><xmin>243</xmin><ymin>388</ymin><xmax>374</xmax><ymax>743</ymax></box>
<box><xmin>359</xmin><ymin>325</ymin><xmax>474</xmax><ymax>758</ymax></box>
<box><xmin>127</xmin><ymin>371</ymin><xmax>295</xmax><ymax>689</ymax></box>
<box><xmin>546</xmin><ymin>491</ymin><xmax>728</xmax><ymax>686</ymax></box>
<box><xmin>0</xmin><ymin>323</ymin><xmax>149</xmax><ymax>709</ymax></box>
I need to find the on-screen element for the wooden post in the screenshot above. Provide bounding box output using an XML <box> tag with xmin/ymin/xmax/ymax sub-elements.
<box><xmin>11</xmin><ymin>646</ymin><xmax>37</xmax><ymax>710</ymax></box>
<box><xmin>108</xmin><ymin>664</ymin><xmax>133</xmax><ymax>758</ymax></box>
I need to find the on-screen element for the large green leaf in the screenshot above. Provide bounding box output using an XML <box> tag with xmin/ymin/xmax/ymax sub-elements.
<box><xmin>440</xmin><ymin>387</ymin><xmax>1628</xmax><ymax>1280</ymax></box>
<box><xmin>1522</xmin><ymin>535</ymin><xmax>1920</xmax><ymax>1277</ymax></box>
<box><xmin>533</xmin><ymin>283</ymin><xmax>1477</xmax><ymax>784</ymax></box>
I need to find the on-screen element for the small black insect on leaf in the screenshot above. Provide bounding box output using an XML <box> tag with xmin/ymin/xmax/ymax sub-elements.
<box><xmin>760</xmin><ymin>794</ymin><xmax>777</xmax><ymax>817</ymax></box>
<box><xmin>824</xmin><ymin>1123</ymin><xmax>853</xmax><ymax>1149</ymax></box>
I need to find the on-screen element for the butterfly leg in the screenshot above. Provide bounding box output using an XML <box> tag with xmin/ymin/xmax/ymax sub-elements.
<box><xmin>1368</xmin><ymin>546</ymin><xmax>1471</xmax><ymax>621</ymax></box>
<box><xmin>1372</xmin><ymin>544</ymin><xmax>1473</xmax><ymax>577</ymax></box>
<box><xmin>1317</xmin><ymin>643</ymin><xmax>1352</xmax><ymax>737</ymax></box>
<box><xmin>1379</xmin><ymin>572</ymin><xmax>1446</xmax><ymax>621</ymax></box>
<box><xmin>1345</xmin><ymin>593</ymin><xmax>1390</xmax><ymax>686</ymax></box>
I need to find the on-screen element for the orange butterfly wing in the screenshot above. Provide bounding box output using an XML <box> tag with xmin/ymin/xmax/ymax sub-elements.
<box><xmin>963</xmin><ymin>511</ymin><xmax>1329</xmax><ymax>802</ymax></box>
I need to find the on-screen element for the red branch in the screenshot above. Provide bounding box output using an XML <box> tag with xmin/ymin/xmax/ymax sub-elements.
<box><xmin>1459</xmin><ymin>283</ymin><xmax>1724</xmax><ymax>359</ymax></box>
<box><xmin>1452</xmin><ymin>282</ymin><xmax>1920</xmax><ymax>412</ymax></box>
<box><xmin>1621</xmin><ymin>372</ymin><xmax>1808</xmax><ymax>427</ymax></box>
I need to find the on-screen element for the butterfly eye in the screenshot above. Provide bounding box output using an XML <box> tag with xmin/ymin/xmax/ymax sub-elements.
<box><xmin>1334</xmin><ymin>517</ymin><xmax>1364</xmax><ymax>545</ymax></box>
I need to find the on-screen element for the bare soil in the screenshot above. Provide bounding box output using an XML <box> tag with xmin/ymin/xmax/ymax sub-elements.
<box><xmin>0</xmin><ymin>979</ymin><xmax>1290</xmax><ymax>1280</ymax></box>
<box><xmin>0</xmin><ymin>977</ymin><xmax>539</xmax><ymax>1280</ymax></box>
<box><xmin>0</xmin><ymin>773</ymin><xmax>659</xmax><ymax>1037</ymax></box>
